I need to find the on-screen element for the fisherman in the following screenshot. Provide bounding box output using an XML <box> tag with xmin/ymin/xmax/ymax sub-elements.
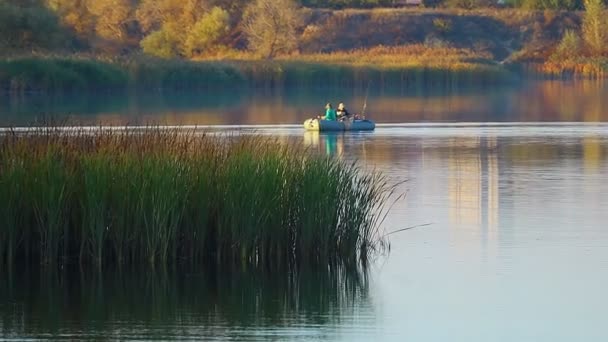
<box><xmin>319</xmin><ymin>103</ymin><xmax>337</xmax><ymax>121</ymax></box>
<box><xmin>336</xmin><ymin>102</ymin><xmax>351</xmax><ymax>121</ymax></box>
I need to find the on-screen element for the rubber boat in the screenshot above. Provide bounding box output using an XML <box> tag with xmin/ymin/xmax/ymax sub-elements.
<box><xmin>303</xmin><ymin>118</ymin><xmax>376</xmax><ymax>131</ymax></box>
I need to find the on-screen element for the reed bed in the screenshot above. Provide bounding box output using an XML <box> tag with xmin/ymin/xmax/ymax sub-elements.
<box><xmin>208</xmin><ymin>45</ymin><xmax>514</xmax><ymax>88</ymax></box>
<box><xmin>529</xmin><ymin>58</ymin><xmax>608</xmax><ymax>79</ymax></box>
<box><xmin>284</xmin><ymin>45</ymin><xmax>493</xmax><ymax>69</ymax></box>
<box><xmin>0</xmin><ymin>57</ymin><xmax>128</xmax><ymax>93</ymax></box>
<box><xmin>1</xmin><ymin>53</ymin><xmax>515</xmax><ymax>94</ymax></box>
<box><xmin>0</xmin><ymin>127</ymin><xmax>393</xmax><ymax>270</ymax></box>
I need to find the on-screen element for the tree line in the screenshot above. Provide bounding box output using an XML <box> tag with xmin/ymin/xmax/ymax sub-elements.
<box><xmin>0</xmin><ymin>0</ymin><xmax>300</xmax><ymax>58</ymax></box>
<box><xmin>1</xmin><ymin>0</ymin><xmax>607</xmax><ymax>59</ymax></box>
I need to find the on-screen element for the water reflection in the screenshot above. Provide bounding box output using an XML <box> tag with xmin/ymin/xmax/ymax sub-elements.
<box><xmin>304</xmin><ymin>131</ymin><xmax>375</xmax><ymax>160</ymax></box>
<box><xmin>2</xmin><ymin>81</ymin><xmax>608</xmax><ymax>126</ymax></box>
<box><xmin>303</xmin><ymin>126</ymin><xmax>608</xmax><ymax>253</ymax></box>
<box><xmin>0</xmin><ymin>266</ymin><xmax>371</xmax><ymax>340</ymax></box>
<box><xmin>359</xmin><ymin>127</ymin><xmax>608</xmax><ymax>341</ymax></box>
<box><xmin>2</xmin><ymin>124</ymin><xmax>608</xmax><ymax>340</ymax></box>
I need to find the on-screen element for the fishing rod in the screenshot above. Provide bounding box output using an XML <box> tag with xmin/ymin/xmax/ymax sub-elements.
<box><xmin>361</xmin><ymin>80</ymin><xmax>371</xmax><ymax>119</ymax></box>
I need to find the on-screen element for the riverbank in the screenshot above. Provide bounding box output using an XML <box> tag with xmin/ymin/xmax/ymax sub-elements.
<box><xmin>4</xmin><ymin>4</ymin><xmax>608</xmax><ymax>94</ymax></box>
<box><xmin>0</xmin><ymin>127</ymin><xmax>393</xmax><ymax>270</ymax></box>
<box><xmin>299</xmin><ymin>8</ymin><xmax>608</xmax><ymax>78</ymax></box>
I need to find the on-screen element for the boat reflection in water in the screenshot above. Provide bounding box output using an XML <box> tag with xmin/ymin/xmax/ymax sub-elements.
<box><xmin>303</xmin><ymin>131</ymin><xmax>374</xmax><ymax>159</ymax></box>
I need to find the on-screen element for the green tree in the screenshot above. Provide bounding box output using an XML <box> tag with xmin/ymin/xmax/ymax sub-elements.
<box><xmin>0</xmin><ymin>0</ymin><xmax>67</xmax><ymax>51</ymax></box>
<box><xmin>582</xmin><ymin>0</ymin><xmax>608</xmax><ymax>55</ymax></box>
<box><xmin>184</xmin><ymin>7</ymin><xmax>230</xmax><ymax>57</ymax></box>
<box><xmin>243</xmin><ymin>0</ymin><xmax>300</xmax><ymax>59</ymax></box>
<box><xmin>140</xmin><ymin>27</ymin><xmax>177</xmax><ymax>58</ymax></box>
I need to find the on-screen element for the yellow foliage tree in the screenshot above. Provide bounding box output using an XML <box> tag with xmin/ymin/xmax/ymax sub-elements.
<box><xmin>139</xmin><ymin>1</ymin><xmax>231</xmax><ymax>58</ymax></box>
<box><xmin>46</xmin><ymin>0</ymin><xmax>95</xmax><ymax>42</ymax></box>
<box><xmin>136</xmin><ymin>0</ymin><xmax>207</xmax><ymax>34</ymax></box>
<box><xmin>183</xmin><ymin>7</ymin><xmax>230</xmax><ymax>57</ymax></box>
<box><xmin>87</xmin><ymin>0</ymin><xmax>133</xmax><ymax>44</ymax></box>
<box><xmin>582</xmin><ymin>0</ymin><xmax>608</xmax><ymax>56</ymax></box>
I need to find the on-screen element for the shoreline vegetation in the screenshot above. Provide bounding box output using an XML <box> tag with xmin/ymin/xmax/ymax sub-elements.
<box><xmin>3</xmin><ymin>53</ymin><xmax>606</xmax><ymax>96</ymax></box>
<box><xmin>0</xmin><ymin>127</ymin><xmax>394</xmax><ymax>270</ymax></box>
<box><xmin>1</xmin><ymin>1</ymin><xmax>608</xmax><ymax>94</ymax></box>
<box><xmin>0</xmin><ymin>47</ymin><xmax>512</xmax><ymax>94</ymax></box>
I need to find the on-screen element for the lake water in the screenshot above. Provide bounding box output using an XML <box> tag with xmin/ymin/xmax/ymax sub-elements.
<box><xmin>1</xmin><ymin>81</ymin><xmax>608</xmax><ymax>341</ymax></box>
<box><xmin>1</xmin><ymin>80</ymin><xmax>607</xmax><ymax>126</ymax></box>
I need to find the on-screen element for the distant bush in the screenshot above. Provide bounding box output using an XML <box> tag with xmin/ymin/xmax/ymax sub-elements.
<box><xmin>550</xmin><ymin>30</ymin><xmax>582</xmax><ymax>61</ymax></box>
<box><xmin>140</xmin><ymin>27</ymin><xmax>179</xmax><ymax>59</ymax></box>
<box><xmin>433</xmin><ymin>18</ymin><xmax>452</xmax><ymax>34</ymax></box>
<box><xmin>424</xmin><ymin>35</ymin><xmax>450</xmax><ymax>48</ymax></box>
<box><xmin>508</xmin><ymin>0</ymin><xmax>582</xmax><ymax>10</ymax></box>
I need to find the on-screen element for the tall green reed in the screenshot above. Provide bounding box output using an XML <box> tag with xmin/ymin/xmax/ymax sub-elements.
<box><xmin>0</xmin><ymin>157</ymin><xmax>26</xmax><ymax>268</ymax></box>
<box><xmin>0</xmin><ymin>128</ymin><xmax>395</xmax><ymax>270</ymax></box>
<box><xmin>27</xmin><ymin>149</ymin><xmax>71</xmax><ymax>265</ymax></box>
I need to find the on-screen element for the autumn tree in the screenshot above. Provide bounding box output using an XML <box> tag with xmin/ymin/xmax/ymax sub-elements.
<box><xmin>139</xmin><ymin>1</ymin><xmax>231</xmax><ymax>58</ymax></box>
<box><xmin>46</xmin><ymin>0</ymin><xmax>137</xmax><ymax>50</ymax></box>
<box><xmin>140</xmin><ymin>28</ymin><xmax>176</xmax><ymax>58</ymax></box>
<box><xmin>45</xmin><ymin>0</ymin><xmax>94</xmax><ymax>41</ymax></box>
<box><xmin>136</xmin><ymin>0</ymin><xmax>206</xmax><ymax>35</ymax></box>
<box><xmin>582</xmin><ymin>0</ymin><xmax>608</xmax><ymax>55</ymax></box>
<box><xmin>210</xmin><ymin>0</ymin><xmax>249</xmax><ymax>17</ymax></box>
<box><xmin>87</xmin><ymin>0</ymin><xmax>135</xmax><ymax>45</ymax></box>
<box><xmin>242</xmin><ymin>0</ymin><xmax>300</xmax><ymax>59</ymax></box>
<box><xmin>184</xmin><ymin>7</ymin><xmax>230</xmax><ymax>56</ymax></box>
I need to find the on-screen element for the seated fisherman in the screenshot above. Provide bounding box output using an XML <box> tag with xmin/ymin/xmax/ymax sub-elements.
<box><xmin>319</xmin><ymin>103</ymin><xmax>337</xmax><ymax>121</ymax></box>
<box><xmin>336</xmin><ymin>102</ymin><xmax>351</xmax><ymax>121</ymax></box>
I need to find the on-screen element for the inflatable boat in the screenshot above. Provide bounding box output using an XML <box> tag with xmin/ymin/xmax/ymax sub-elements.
<box><xmin>303</xmin><ymin>118</ymin><xmax>375</xmax><ymax>132</ymax></box>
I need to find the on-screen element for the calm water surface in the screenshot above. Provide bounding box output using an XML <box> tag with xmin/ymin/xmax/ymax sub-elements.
<box><xmin>1</xmin><ymin>81</ymin><xmax>608</xmax><ymax>341</ymax></box>
<box><xmin>1</xmin><ymin>80</ymin><xmax>607</xmax><ymax>125</ymax></box>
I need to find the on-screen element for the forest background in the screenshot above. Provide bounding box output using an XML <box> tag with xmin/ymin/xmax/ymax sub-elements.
<box><xmin>1</xmin><ymin>0</ymin><xmax>607</xmax><ymax>92</ymax></box>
